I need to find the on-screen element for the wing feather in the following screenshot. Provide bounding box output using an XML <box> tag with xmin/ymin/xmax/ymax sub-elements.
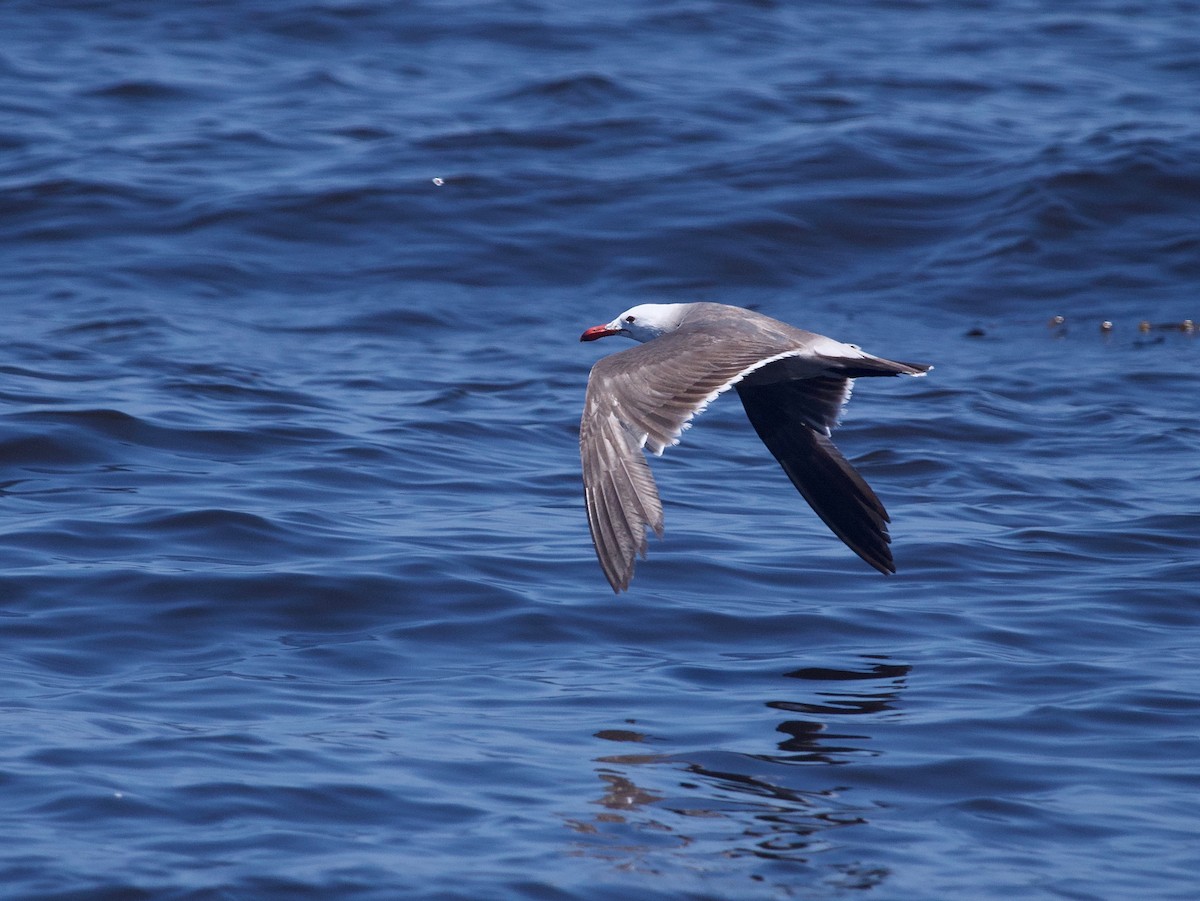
<box><xmin>735</xmin><ymin>378</ymin><xmax>895</xmax><ymax>574</ymax></box>
<box><xmin>580</xmin><ymin>329</ymin><xmax>797</xmax><ymax>592</ymax></box>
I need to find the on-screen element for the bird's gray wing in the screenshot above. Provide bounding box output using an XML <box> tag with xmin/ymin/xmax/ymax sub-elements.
<box><xmin>580</xmin><ymin>330</ymin><xmax>794</xmax><ymax>592</ymax></box>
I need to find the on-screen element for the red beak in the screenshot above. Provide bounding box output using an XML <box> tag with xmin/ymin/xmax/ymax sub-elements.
<box><xmin>580</xmin><ymin>324</ymin><xmax>621</xmax><ymax>342</ymax></box>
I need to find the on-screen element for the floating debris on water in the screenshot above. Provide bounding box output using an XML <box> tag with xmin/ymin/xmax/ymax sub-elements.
<box><xmin>970</xmin><ymin>317</ymin><xmax>1197</xmax><ymax>340</ymax></box>
<box><xmin>1136</xmin><ymin>319</ymin><xmax>1196</xmax><ymax>333</ymax></box>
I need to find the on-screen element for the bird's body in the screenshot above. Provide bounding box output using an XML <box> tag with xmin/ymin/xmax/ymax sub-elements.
<box><xmin>579</xmin><ymin>302</ymin><xmax>930</xmax><ymax>592</ymax></box>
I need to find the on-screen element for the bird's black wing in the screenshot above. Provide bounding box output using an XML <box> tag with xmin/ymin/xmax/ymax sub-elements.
<box><xmin>735</xmin><ymin>376</ymin><xmax>895</xmax><ymax>574</ymax></box>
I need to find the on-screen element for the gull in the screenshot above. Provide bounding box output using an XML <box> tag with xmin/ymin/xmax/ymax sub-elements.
<box><xmin>579</xmin><ymin>302</ymin><xmax>930</xmax><ymax>592</ymax></box>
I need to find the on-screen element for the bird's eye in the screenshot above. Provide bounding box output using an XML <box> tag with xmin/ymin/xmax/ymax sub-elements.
<box><xmin>625</xmin><ymin>316</ymin><xmax>636</xmax><ymax>323</ymax></box>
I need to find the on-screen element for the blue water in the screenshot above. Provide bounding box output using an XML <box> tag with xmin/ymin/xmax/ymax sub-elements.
<box><xmin>3</xmin><ymin>1</ymin><xmax>1200</xmax><ymax>898</ymax></box>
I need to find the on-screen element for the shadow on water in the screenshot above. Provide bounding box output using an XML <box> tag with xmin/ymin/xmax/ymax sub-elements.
<box><xmin>565</xmin><ymin>657</ymin><xmax>911</xmax><ymax>894</ymax></box>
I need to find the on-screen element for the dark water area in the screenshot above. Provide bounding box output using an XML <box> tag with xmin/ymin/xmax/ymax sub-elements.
<box><xmin>3</xmin><ymin>1</ymin><xmax>1200</xmax><ymax>898</ymax></box>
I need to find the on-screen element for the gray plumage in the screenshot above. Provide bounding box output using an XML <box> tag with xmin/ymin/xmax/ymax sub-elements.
<box><xmin>579</xmin><ymin>302</ymin><xmax>930</xmax><ymax>592</ymax></box>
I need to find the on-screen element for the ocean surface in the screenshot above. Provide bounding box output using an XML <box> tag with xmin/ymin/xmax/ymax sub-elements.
<box><xmin>3</xmin><ymin>1</ymin><xmax>1199</xmax><ymax>899</ymax></box>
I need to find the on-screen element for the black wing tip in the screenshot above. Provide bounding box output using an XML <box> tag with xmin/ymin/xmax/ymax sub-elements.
<box><xmin>839</xmin><ymin>531</ymin><xmax>895</xmax><ymax>575</ymax></box>
<box><xmin>864</xmin><ymin>553</ymin><xmax>897</xmax><ymax>575</ymax></box>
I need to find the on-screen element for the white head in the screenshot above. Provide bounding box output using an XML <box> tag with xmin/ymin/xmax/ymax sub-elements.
<box><xmin>580</xmin><ymin>303</ymin><xmax>688</xmax><ymax>344</ymax></box>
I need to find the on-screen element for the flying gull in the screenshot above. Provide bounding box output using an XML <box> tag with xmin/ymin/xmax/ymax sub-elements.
<box><xmin>579</xmin><ymin>302</ymin><xmax>930</xmax><ymax>592</ymax></box>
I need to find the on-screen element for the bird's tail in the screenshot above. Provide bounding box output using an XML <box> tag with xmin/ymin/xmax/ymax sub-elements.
<box><xmin>824</xmin><ymin>355</ymin><xmax>932</xmax><ymax>379</ymax></box>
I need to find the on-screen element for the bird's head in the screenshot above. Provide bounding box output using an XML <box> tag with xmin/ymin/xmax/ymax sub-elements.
<box><xmin>580</xmin><ymin>303</ymin><xmax>688</xmax><ymax>344</ymax></box>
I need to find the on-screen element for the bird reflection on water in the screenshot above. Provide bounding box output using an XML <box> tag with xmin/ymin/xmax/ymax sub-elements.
<box><xmin>766</xmin><ymin>659</ymin><xmax>911</xmax><ymax>765</ymax></box>
<box><xmin>565</xmin><ymin>658</ymin><xmax>911</xmax><ymax>888</ymax></box>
